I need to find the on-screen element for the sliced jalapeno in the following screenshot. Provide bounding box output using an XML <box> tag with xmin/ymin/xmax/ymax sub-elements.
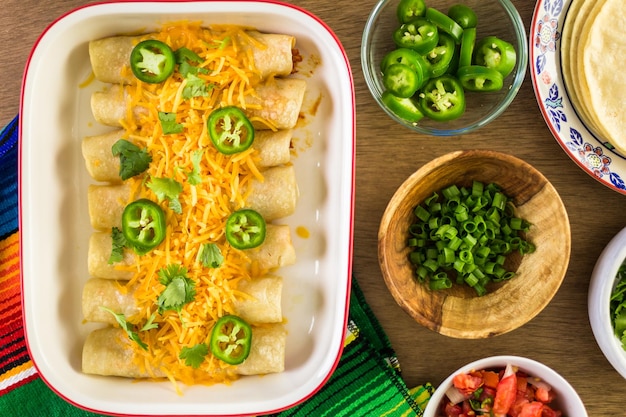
<box><xmin>448</xmin><ymin>4</ymin><xmax>478</xmax><ymax>29</ymax></box>
<box><xmin>458</xmin><ymin>27</ymin><xmax>477</xmax><ymax>69</ymax></box>
<box><xmin>383</xmin><ymin>63</ymin><xmax>423</xmax><ymax>98</ymax></box>
<box><xmin>418</xmin><ymin>75</ymin><xmax>466</xmax><ymax>121</ymax></box>
<box><xmin>225</xmin><ymin>209</ymin><xmax>266</xmax><ymax>250</ymax></box>
<box><xmin>457</xmin><ymin>65</ymin><xmax>504</xmax><ymax>92</ymax></box>
<box><xmin>130</xmin><ymin>40</ymin><xmax>176</xmax><ymax>84</ymax></box>
<box><xmin>474</xmin><ymin>36</ymin><xmax>517</xmax><ymax>78</ymax></box>
<box><xmin>381</xmin><ymin>47</ymin><xmax>431</xmax><ymax>80</ymax></box>
<box><xmin>425</xmin><ymin>7</ymin><xmax>464</xmax><ymax>44</ymax></box>
<box><xmin>208</xmin><ymin>107</ymin><xmax>255</xmax><ymax>155</ymax></box>
<box><xmin>121</xmin><ymin>199</ymin><xmax>167</xmax><ymax>255</ymax></box>
<box><xmin>210</xmin><ymin>315</ymin><xmax>252</xmax><ymax>365</ymax></box>
<box><xmin>381</xmin><ymin>90</ymin><xmax>425</xmax><ymax>124</ymax></box>
<box><xmin>393</xmin><ymin>18</ymin><xmax>439</xmax><ymax>55</ymax></box>
<box><xmin>423</xmin><ymin>33</ymin><xmax>456</xmax><ymax>78</ymax></box>
<box><xmin>397</xmin><ymin>0</ymin><xmax>427</xmax><ymax>23</ymax></box>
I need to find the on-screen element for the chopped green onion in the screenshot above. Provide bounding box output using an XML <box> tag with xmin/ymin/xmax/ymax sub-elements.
<box><xmin>406</xmin><ymin>181</ymin><xmax>534</xmax><ymax>296</ymax></box>
<box><xmin>429</xmin><ymin>276</ymin><xmax>452</xmax><ymax>290</ymax></box>
<box><xmin>414</xmin><ymin>206</ymin><xmax>431</xmax><ymax>222</ymax></box>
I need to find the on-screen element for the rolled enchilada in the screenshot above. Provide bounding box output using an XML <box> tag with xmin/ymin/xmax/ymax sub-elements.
<box><xmin>82</xmin><ymin>128</ymin><xmax>293</xmax><ymax>183</ymax></box>
<box><xmin>83</xmin><ymin>275</ymin><xmax>283</xmax><ymax>325</ymax></box>
<box><xmin>87</xmin><ymin>165</ymin><xmax>298</xmax><ymax>230</ymax></box>
<box><xmin>91</xmin><ymin>78</ymin><xmax>307</xmax><ymax>130</ymax></box>
<box><xmin>88</xmin><ymin>223</ymin><xmax>295</xmax><ymax>280</ymax></box>
<box><xmin>82</xmin><ymin>324</ymin><xmax>286</xmax><ymax>378</ymax></box>
<box><xmin>87</xmin><ymin>183</ymin><xmax>133</xmax><ymax>230</ymax></box>
<box><xmin>89</xmin><ymin>31</ymin><xmax>296</xmax><ymax>85</ymax></box>
<box><xmin>88</xmin><ymin>232</ymin><xmax>135</xmax><ymax>280</ymax></box>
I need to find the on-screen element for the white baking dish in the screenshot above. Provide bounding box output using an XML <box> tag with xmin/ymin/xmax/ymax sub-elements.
<box><xmin>19</xmin><ymin>1</ymin><xmax>355</xmax><ymax>415</ymax></box>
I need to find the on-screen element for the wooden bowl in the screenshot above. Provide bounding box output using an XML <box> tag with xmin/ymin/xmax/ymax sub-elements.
<box><xmin>378</xmin><ymin>150</ymin><xmax>571</xmax><ymax>338</ymax></box>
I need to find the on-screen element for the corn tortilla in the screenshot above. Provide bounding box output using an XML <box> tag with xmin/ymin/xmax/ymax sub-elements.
<box><xmin>582</xmin><ymin>0</ymin><xmax>626</xmax><ymax>154</ymax></box>
<box><xmin>561</xmin><ymin>0</ymin><xmax>626</xmax><ymax>154</ymax></box>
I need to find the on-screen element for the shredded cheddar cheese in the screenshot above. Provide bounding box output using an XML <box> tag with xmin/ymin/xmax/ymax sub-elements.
<box><xmin>117</xmin><ymin>21</ymin><xmax>275</xmax><ymax>387</ymax></box>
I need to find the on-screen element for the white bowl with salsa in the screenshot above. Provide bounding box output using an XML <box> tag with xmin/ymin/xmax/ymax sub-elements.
<box><xmin>423</xmin><ymin>355</ymin><xmax>587</xmax><ymax>417</ymax></box>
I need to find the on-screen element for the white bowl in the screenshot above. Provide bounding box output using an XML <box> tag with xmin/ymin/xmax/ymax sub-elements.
<box><xmin>423</xmin><ymin>355</ymin><xmax>588</xmax><ymax>417</ymax></box>
<box><xmin>19</xmin><ymin>1</ymin><xmax>355</xmax><ymax>416</ymax></box>
<box><xmin>588</xmin><ymin>226</ymin><xmax>626</xmax><ymax>379</ymax></box>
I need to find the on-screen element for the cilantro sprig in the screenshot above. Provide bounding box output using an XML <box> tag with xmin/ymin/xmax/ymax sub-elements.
<box><xmin>147</xmin><ymin>176</ymin><xmax>183</xmax><ymax>214</ymax></box>
<box><xmin>196</xmin><ymin>243</ymin><xmax>224</xmax><ymax>268</ymax></box>
<box><xmin>108</xmin><ymin>227</ymin><xmax>127</xmax><ymax>264</ymax></box>
<box><xmin>185</xmin><ymin>149</ymin><xmax>204</xmax><ymax>186</ymax></box>
<box><xmin>100</xmin><ymin>308</ymin><xmax>158</xmax><ymax>350</ymax></box>
<box><xmin>111</xmin><ymin>139</ymin><xmax>152</xmax><ymax>180</ymax></box>
<box><xmin>158</xmin><ymin>112</ymin><xmax>184</xmax><ymax>135</ymax></box>
<box><xmin>157</xmin><ymin>264</ymin><xmax>196</xmax><ymax>314</ymax></box>
<box><xmin>179</xmin><ymin>343</ymin><xmax>209</xmax><ymax>368</ymax></box>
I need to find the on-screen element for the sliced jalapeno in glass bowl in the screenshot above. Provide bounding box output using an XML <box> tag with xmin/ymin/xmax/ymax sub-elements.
<box><xmin>381</xmin><ymin>47</ymin><xmax>430</xmax><ymax>78</ymax></box>
<box><xmin>457</xmin><ymin>65</ymin><xmax>504</xmax><ymax>92</ymax></box>
<box><xmin>383</xmin><ymin>63</ymin><xmax>423</xmax><ymax>98</ymax></box>
<box><xmin>393</xmin><ymin>18</ymin><xmax>439</xmax><ymax>54</ymax></box>
<box><xmin>458</xmin><ymin>27</ymin><xmax>476</xmax><ymax>69</ymax></box>
<box><xmin>362</xmin><ymin>0</ymin><xmax>527</xmax><ymax>136</ymax></box>
<box><xmin>447</xmin><ymin>4</ymin><xmax>478</xmax><ymax>29</ymax></box>
<box><xmin>397</xmin><ymin>0</ymin><xmax>426</xmax><ymax>23</ymax></box>
<box><xmin>418</xmin><ymin>75</ymin><xmax>465</xmax><ymax>121</ymax></box>
<box><xmin>381</xmin><ymin>90</ymin><xmax>425</xmax><ymax>124</ymax></box>
<box><xmin>424</xmin><ymin>32</ymin><xmax>456</xmax><ymax>78</ymax></box>
<box><xmin>425</xmin><ymin>7</ymin><xmax>463</xmax><ymax>44</ymax></box>
<box><xmin>474</xmin><ymin>35</ymin><xmax>517</xmax><ymax>78</ymax></box>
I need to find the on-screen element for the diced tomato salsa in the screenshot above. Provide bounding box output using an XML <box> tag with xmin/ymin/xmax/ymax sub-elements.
<box><xmin>437</xmin><ymin>365</ymin><xmax>564</xmax><ymax>417</ymax></box>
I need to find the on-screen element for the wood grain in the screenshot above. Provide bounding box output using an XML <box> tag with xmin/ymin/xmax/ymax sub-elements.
<box><xmin>2</xmin><ymin>1</ymin><xmax>626</xmax><ymax>415</ymax></box>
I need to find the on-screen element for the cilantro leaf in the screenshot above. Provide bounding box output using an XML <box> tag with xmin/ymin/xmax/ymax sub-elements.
<box><xmin>175</xmin><ymin>47</ymin><xmax>209</xmax><ymax>78</ymax></box>
<box><xmin>158</xmin><ymin>264</ymin><xmax>188</xmax><ymax>285</ymax></box>
<box><xmin>182</xmin><ymin>74</ymin><xmax>212</xmax><ymax>99</ymax></box>
<box><xmin>196</xmin><ymin>243</ymin><xmax>224</xmax><ymax>268</ymax></box>
<box><xmin>147</xmin><ymin>177</ymin><xmax>183</xmax><ymax>214</ymax></box>
<box><xmin>111</xmin><ymin>139</ymin><xmax>152</xmax><ymax>180</ymax></box>
<box><xmin>186</xmin><ymin>150</ymin><xmax>203</xmax><ymax>185</ymax></box>
<box><xmin>157</xmin><ymin>264</ymin><xmax>196</xmax><ymax>313</ymax></box>
<box><xmin>108</xmin><ymin>227</ymin><xmax>127</xmax><ymax>264</ymax></box>
<box><xmin>175</xmin><ymin>47</ymin><xmax>203</xmax><ymax>64</ymax></box>
<box><xmin>168</xmin><ymin>198</ymin><xmax>182</xmax><ymax>214</ymax></box>
<box><xmin>179</xmin><ymin>343</ymin><xmax>208</xmax><ymax>369</ymax></box>
<box><xmin>100</xmin><ymin>306</ymin><xmax>148</xmax><ymax>350</ymax></box>
<box><xmin>158</xmin><ymin>112</ymin><xmax>184</xmax><ymax>135</ymax></box>
<box><xmin>207</xmin><ymin>37</ymin><xmax>231</xmax><ymax>50</ymax></box>
<box><xmin>180</xmin><ymin>62</ymin><xmax>210</xmax><ymax>78</ymax></box>
<box><xmin>140</xmin><ymin>311</ymin><xmax>159</xmax><ymax>331</ymax></box>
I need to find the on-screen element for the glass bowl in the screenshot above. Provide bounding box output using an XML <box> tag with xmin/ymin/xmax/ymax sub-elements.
<box><xmin>361</xmin><ymin>0</ymin><xmax>528</xmax><ymax>136</ymax></box>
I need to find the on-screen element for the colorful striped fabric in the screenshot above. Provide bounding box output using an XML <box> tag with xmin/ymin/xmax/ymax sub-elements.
<box><xmin>271</xmin><ymin>281</ymin><xmax>434</xmax><ymax>417</ymax></box>
<box><xmin>0</xmin><ymin>115</ymin><xmax>433</xmax><ymax>416</ymax></box>
<box><xmin>0</xmin><ymin>117</ymin><xmax>35</xmax><ymax>397</ymax></box>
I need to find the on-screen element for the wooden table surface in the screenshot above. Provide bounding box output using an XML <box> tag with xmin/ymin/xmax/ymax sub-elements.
<box><xmin>2</xmin><ymin>0</ymin><xmax>624</xmax><ymax>415</ymax></box>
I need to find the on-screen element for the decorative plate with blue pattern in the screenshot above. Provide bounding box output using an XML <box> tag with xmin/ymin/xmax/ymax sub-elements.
<box><xmin>530</xmin><ymin>0</ymin><xmax>626</xmax><ymax>195</ymax></box>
